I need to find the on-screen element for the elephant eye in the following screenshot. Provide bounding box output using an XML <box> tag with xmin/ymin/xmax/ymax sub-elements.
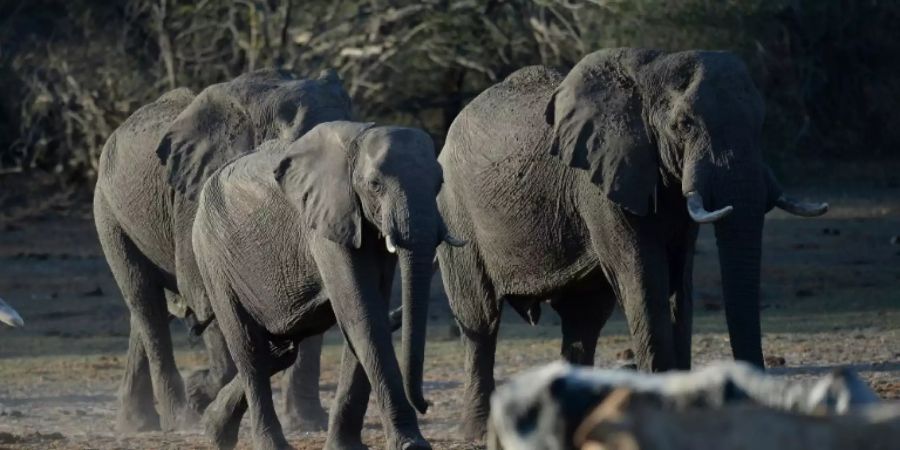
<box><xmin>675</xmin><ymin>115</ymin><xmax>695</xmax><ymax>132</ymax></box>
<box><xmin>368</xmin><ymin>178</ymin><xmax>383</xmax><ymax>192</ymax></box>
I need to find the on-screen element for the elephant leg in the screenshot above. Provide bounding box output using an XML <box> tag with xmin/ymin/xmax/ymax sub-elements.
<box><xmin>439</xmin><ymin>244</ymin><xmax>500</xmax><ymax>441</ymax></box>
<box><xmin>324</xmin><ymin>341</ymin><xmax>371</xmax><ymax>450</ymax></box>
<box><xmin>323</xmin><ymin>249</ymin><xmax>394</xmax><ymax>448</ymax></box>
<box><xmin>314</xmin><ymin>245</ymin><xmax>427</xmax><ymax>450</ymax></box>
<box><xmin>669</xmin><ymin>225</ymin><xmax>698</xmax><ymax>370</ymax></box>
<box><xmin>614</xmin><ymin>259</ymin><xmax>674</xmax><ymax>371</ymax></box>
<box><xmin>210</xmin><ymin>290</ymin><xmax>290</xmax><ymax>450</ymax></box>
<box><xmin>588</xmin><ymin>215</ymin><xmax>675</xmax><ymax>372</ymax></box>
<box><xmin>117</xmin><ymin>318</ymin><xmax>160</xmax><ymax>432</ymax></box>
<box><xmin>94</xmin><ymin>191</ymin><xmax>190</xmax><ymax>431</ymax></box>
<box><xmin>202</xmin><ymin>374</ymin><xmax>247</xmax><ymax>450</ymax></box>
<box><xmin>186</xmin><ymin>322</ymin><xmax>237</xmax><ymax>414</ymax></box>
<box><xmin>551</xmin><ymin>283</ymin><xmax>615</xmax><ymax>366</ymax></box>
<box><xmin>202</xmin><ymin>337</ymin><xmax>299</xmax><ymax>450</ymax></box>
<box><xmin>281</xmin><ymin>334</ymin><xmax>328</xmax><ymax>432</ymax></box>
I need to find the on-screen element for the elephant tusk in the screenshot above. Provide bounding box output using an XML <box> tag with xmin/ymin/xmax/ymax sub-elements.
<box><xmin>685</xmin><ymin>191</ymin><xmax>733</xmax><ymax>223</ymax></box>
<box><xmin>385</xmin><ymin>235</ymin><xmax>397</xmax><ymax>253</ymax></box>
<box><xmin>0</xmin><ymin>298</ymin><xmax>24</xmax><ymax>328</ymax></box>
<box><xmin>442</xmin><ymin>234</ymin><xmax>467</xmax><ymax>247</ymax></box>
<box><xmin>775</xmin><ymin>195</ymin><xmax>828</xmax><ymax>217</ymax></box>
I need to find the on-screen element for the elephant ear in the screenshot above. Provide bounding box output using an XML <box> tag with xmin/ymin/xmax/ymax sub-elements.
<box><xmin>156</xmin><ymin>86</ymin><xmax>256</xmax><ymax>199</ymax></box>
<box><xmin>275</xmin><ymin>122</ymin><xmax>374</xmax><ymax>248</ymax></box>
<box><xmin>545</xmin><ymin>49</ymin><xmax>660</xmax><ymax>216</ymax></box>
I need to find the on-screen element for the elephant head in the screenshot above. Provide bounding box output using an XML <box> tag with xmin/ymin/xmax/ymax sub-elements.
<box><xmin>545</xmin><ymin>49</ymin><xmax>827</xmax><ymax>367</ymax></box>
<box><xmin>157</xmin><ymin>69</ymin><xmax>352</xmax><ymax>200</ymax></box>
<box><xmin>0</xmin><ymin>297</ymin><xmax>24</xmax><ymax>328</ymax></box>
<box><xmin>156</xmin><ymin>69</ymin><xmax>352</xmax><ymax>323</ymax></box>
<box><xmin>274</xmin><ymin>121</ymin><xmax>463</xmax><ymax>413</ymax></box>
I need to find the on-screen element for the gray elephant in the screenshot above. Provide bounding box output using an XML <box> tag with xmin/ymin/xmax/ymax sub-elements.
<box><xmin>191</xmin><ymin>121</ymin><xmax>460</xmax><ymax>450</ymax></box>
<box><xmin>93</xmin><ymin>69</ymin><xmax>349</xmax><ymax>432</ymax></box>
<box><xmin>0</xmin><ymin>297</ymin><xmax>24</xmax><ymax>327</ymax></box>
<box><xmin>436</xmin><ymin>48</ymin><xmax>828</xmax><ymax>439</ymax></box>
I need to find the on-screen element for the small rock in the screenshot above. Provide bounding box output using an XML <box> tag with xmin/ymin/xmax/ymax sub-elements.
<box><xmin>821</xmin><ymin>227</ymin><xmax>841</xmax><ymax>236</ymax></box>
<box><xmin>794</xmin><ymin>289</ymin><xmax>814</xmax><ymax>298</ymax></box>
<box><xmin>764</xmin><ymin>355</ymin><xmax>786</xmax><ymax>367</ymax></box>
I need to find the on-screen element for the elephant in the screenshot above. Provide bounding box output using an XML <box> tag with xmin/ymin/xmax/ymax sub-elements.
<box><xmin>435</xmin><ymin>48</ymin><xmax>828</xmax><ymax>439</ymax></box>
<box><xmin>191</xmin><ymin>121</ymin><xmax>461</xmax><ymax>450</ymax></box>
<box><xmin>0</xmin><ymin>297</ymin><xmax>24</xmax><ymax>327</ymax></box>
<box><xmin>93</xmin><ymin>69</ymin><xmax>350</xmax><ymax>432</ymax></box>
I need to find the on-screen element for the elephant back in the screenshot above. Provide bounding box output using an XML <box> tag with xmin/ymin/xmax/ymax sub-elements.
<box><xmin>441</xmin><ymin>65</ymin><xmax>564</xmax><ymax>170</ymax></box>
<box><xmin>156</xmin><ymin>69</ymin><xmax>352</xmax><ymax>200</ymax></box>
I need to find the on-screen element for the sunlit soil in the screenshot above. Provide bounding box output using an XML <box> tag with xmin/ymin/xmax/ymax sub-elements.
<box><xmin>1</xmin><ymin>187</ymin><xmax>898</xmax><ymax>448</ymax></box>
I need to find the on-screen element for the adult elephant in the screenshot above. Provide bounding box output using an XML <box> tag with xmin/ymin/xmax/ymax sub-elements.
<box><xmin>192</xmin><ymin>121</ymin><xmax>461</xmax><ymax>450</ymax></box>
<box><xmin>436</xmin><ymin>48</ymin><xmax>828</xmax><ymax>439</ymax></box>
<box><xmin>93</xmin><ymin>69</ymin><xmax>349</xmax><ymax>432</ymax></box>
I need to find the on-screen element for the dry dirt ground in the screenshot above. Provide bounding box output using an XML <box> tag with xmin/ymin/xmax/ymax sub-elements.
<box><xmin>0</xmin><ymin>187</ymin><xmax>898</xmax><ymax>449</ymax></box>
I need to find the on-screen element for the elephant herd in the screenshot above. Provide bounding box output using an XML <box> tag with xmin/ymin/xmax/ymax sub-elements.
<box><xmin>93</xmin><ymin>48</ymin><xmax>827</xmax><ymax>450</ymax></box>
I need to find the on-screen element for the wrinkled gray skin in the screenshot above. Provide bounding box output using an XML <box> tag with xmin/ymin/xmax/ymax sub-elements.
<box><xmin>93</xmin><ymin>69</ymin><xmax>350</xmax><ymax>432</ymax></box>
<box><xmin>488</xmin><ymin>361</ymin><xmax>882</xmax><ymax>450</ymax></box>
<box><xmin>437</xmin><ymin>48</ymin><xmax>828</xmax><ymax>439</ymax></box>
<box><xmin>193</xmin><ymin>121</ymin><xmax>459</xmax><ymax>450</ymax></box>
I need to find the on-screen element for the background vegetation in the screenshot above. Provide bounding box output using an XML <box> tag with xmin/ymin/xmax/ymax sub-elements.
<box><xmin>1</xmin><ymin>0</ymin><xmax>898</xmax><ymax>190</ymax></box>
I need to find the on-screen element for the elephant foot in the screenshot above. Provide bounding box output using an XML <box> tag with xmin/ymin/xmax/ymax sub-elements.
<box><xmin>116</xmin><ymin>407</ymin><xmax>160</xmax><ymax>433</ymax></box>
<box><xmin>458</xmin><ymin>415</ymin><xmax>488</xmax><ymax>442</ymax></box>
<box><xmin>323</xmin><ymin>436</ymin><xmax>368</xmax><ymax>450</ymax></box>
<box><xmin>160</xmin><ymin>405</ymin><xmax>200</xmax><ymax>432</ymax></box>
<box><xmin>389</xmin><ymin>434</ymin><xmax>431</xmax><ymax>450</ymax></box>
<box><xmin>203</xmin><ymin>405</ymin><xmax>242</xmax><ymax>450</ymax></box>
<box><xmin>282</xmin><ymin>406</ymin><xmax>329</xmax><ymax>433</ymax></box>
<box><xmin>250</xmin><ymin>432</ymin><xmax>294</xmax><ymax>450</ymax></box>
<box><xmin>186</xmin><ymin>368</ymin><xmax>232</xmax><ymax>414</ymax></box>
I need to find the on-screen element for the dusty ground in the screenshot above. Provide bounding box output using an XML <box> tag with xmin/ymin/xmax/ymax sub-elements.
<box><xmin>0</xmin><ymin>186</ymin><xmax>898</xmax><ymax>449</ymax></box>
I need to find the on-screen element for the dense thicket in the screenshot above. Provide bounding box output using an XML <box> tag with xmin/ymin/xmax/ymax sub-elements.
<box><xmin>1</xmin><ymin>0</ymin><xmax>898</xmax><ymax>187</ymax></box>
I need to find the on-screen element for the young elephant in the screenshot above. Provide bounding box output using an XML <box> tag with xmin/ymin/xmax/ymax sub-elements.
<box><xmin>437</xmin><ymin>49</ymin><xmax>828</xmax><ymax>439</ymax></box>
<box><xmin>193</xmin><ymin>121</ymin><xmax>460</xmax><ymax>450</ymax></box>
<box><xmin>94</xmin><ymin>69</ymin><xmax>348</xmax><ymax>432</ymax></box>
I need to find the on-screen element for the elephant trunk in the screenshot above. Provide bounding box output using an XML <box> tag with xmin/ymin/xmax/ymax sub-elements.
<box><xmin>684</xmin><ymin>149</ymin><xmax>768</xmax><ymax>368</ymax></box>
<box><xmin>397</xmin><ymin>245</ymin><xmax>434</xmax><ymax>414</ymax></box>
<box><xmin>384</xmin><ymin>195</ymin><xmax>436</xmax><ymax>414</ymax></box>
<box><xmin>710</xmin><ymin>172</ymin><xmax>767</xmax><ymax>368</ymax></box>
